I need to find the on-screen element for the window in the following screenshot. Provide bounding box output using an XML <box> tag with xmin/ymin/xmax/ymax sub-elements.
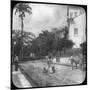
<box><xmin>74</xmin><ymin>28</ymin><xmax>78</xmax><ymax>37</ymax></box>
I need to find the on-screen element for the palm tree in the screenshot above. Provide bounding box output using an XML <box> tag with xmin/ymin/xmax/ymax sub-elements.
<box><xmin>14</xmin><ymin>3</ymin><xmax>32</xmax><ymax>60</ymax></box>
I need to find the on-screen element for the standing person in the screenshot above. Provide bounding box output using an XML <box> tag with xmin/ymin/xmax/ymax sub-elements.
<box><xmin>47</xmin><ymin>56</ymin><xmax>50</xmax><ymax>70</ymax></box>
<box><xmin>48</xmin><ymin>54</ymin><xmax>53</xmax><ymax>73</ymax></box>
<box><xmin>14</xmin><ymin>55</ymin><xmax>19</xmax><ymax>71</ymax></box>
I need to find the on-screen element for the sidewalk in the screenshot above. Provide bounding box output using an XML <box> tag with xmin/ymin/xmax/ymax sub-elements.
<box><xmin>12</xmin><ymin>69</ymin><xmax>32</xmax><ymax>88</ymax></box>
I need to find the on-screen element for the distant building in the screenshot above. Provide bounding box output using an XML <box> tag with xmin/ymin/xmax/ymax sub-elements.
<box><xmin>68</xmin><ymin>6</ymin><xmax>86</xmax><ymax>48</ymax></box>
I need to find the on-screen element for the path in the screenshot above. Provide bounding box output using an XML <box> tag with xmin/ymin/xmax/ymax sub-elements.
<box><xmin>12</xmin><ymin>68</ymin><xmax>32</xmax><ymax>88</ymax></box>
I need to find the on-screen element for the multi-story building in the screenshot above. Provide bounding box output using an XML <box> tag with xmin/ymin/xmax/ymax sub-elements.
<box><xmin>68</xmin><ymin>6</ymin><xmax>86</xmax><ymax>48</ymax></box>
<box><xmin>51</xmin><ymin>6</ymin><xmax>86</xmax><ymax>49</ymax></box>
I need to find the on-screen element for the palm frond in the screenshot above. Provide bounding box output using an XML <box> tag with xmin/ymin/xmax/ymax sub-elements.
<box><xmin>15</xmin><ymin>8</ymin><xmax>19</xmax><ymax>15</ymax></box>
<box><xmin>14</xmin><ymin>3</ymin><xmax>32</xmax><ymax>15</ymax></box>
<box><xmin>24</xmin><ymin>8</ymin><xmax>32</xmax><ymax>14</ymax></box>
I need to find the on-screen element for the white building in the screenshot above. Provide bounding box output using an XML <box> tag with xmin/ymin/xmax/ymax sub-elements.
<box><xmin>68</xmin><ymin>6</ymin><xmax>86</xmax><ymax>48</ymax></box>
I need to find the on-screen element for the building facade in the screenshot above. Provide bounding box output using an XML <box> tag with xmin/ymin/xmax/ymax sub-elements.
<box><xmin>68</xmin><ymin>7</ymin><xmax>86</xmax><ymax>48</ymax></box>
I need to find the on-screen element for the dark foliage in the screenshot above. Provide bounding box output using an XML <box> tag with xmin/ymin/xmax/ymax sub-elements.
<box><xmin>80</xmin><ymin>42</ymin><xmax>87</xmax><ymax>60</ymax></box>
<box><xmin>30</xmin><ymin>30</ymin><xmax>74</xmax><ymax>58</ymax></box>
<box><xmin>55</xmin><ymin>38</ymin><xmax>74</xmax><ymax>52</ymax></box>
<box><xmin>30</xmin><ymin>30</ymin><xmax>55</xmax><ymax>57</ymax></box>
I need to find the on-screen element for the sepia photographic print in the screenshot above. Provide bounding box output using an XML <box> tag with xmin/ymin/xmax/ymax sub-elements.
<box><xmin>11</xmin><ymin>0</ymin><xmax>87</xmax><ymax>89</ymax></box>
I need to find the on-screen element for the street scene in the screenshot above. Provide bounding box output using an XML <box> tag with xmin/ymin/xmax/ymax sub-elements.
<box><xmin>11</xmin><ymin>1</ymin><xmax>87</xmax><ymax>89</ymax></box>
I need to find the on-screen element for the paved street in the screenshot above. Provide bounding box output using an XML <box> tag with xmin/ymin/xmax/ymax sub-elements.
<box><xmin>19</xmin><ymin>60</ymin><xmax>86</xmax><ymax>86</ymax></box>
<box><xmin>12</xmin><ymin>57</ymin><xmax>86</xmax><ymax>88</ymax></box>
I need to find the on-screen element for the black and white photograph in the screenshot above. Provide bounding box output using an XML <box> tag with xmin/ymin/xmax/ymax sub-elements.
<box><xmin>11</xmin><ymin>0</ymin><xmax>87</xmax><ymax>89</ymax></box>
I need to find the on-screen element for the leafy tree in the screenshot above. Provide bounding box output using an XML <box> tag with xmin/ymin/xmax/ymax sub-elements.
<box><xmin>30</xmin><ymin>30</ymin><xmax>55</xmax><ymax>58</ymax></box>
<box><xmin>30</xmin><ymin>29</ymin><xmax>74</xmax><ymax>60</ymax></box>
<box><xmin>80</xmin><ymin>41</ymin><xmax>87</xmax><ymax>62</ymax></box>
<box><xmin>30</xmin><ymin>38</ymin><xmax>40</xmax><ymax>57</ymax></box>
<box><xmin>55</xmin><ymin>38</ymin><xmax>74</xmax><ymax>62</ymax></box>
<box><xmin>52</xmin><ymin>26</ymin><xmax>68</xmax><ymax>39</ymax></box>
<box><xmin>63</xmin><ymin>26</ymin><xmax>68</xmax><ymax>39</ymax></box>
<box><xmin>14</xmin><ymin>3</ymin><xmax>32</xmax><ymax>60</ymax></box>
<box><xmin>39</xmin><ymin>31</ymin><xmax>54</xmax><ymax>56</ymax></box>
<box><xmin>12</xmin><ymin>30</ymin><xmax>22</xmax><ymax>62</ymax></box>
<box><xmin>12</xmin><ymin>30</ymin><xmax>35</xmax><ymax>61</ymax></box>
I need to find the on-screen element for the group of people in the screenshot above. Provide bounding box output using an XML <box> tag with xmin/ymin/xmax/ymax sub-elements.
<box><xmin>43</xmin><ymin>55</ymin><xmax>56</xmax><ymax>74</ymax></box>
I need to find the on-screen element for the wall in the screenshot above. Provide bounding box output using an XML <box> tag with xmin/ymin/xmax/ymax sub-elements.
<box><xmin>69</xmin><ymin>8</ymin><xmax>86</xmax><ymax>48</ymax></box>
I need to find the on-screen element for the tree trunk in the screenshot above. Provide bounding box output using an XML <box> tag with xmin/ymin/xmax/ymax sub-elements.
<box><xmin>21</xmin><ymin>17</ymin><xmax>24</xmax><ymax>61</ymax></box>
<box><xmin>56</xmin><ymin>51</ymin><xmax>60</xmax><ymax>62</ymax></box>
<box><xmin>67</xmin><ymin>6</ymin><xmax>70</xmax><ymax>39</ymax></box>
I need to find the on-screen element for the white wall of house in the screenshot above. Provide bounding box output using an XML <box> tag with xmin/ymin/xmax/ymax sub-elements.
<box><xmin>68</xmin><ymin>8</ymin><xmax>86</xmax><ymax>48</ymax></box>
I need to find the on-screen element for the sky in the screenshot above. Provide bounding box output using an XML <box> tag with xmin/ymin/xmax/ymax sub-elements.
<box><xmin>13</xmin><ymin>3</ymin><xmax>68</xmax><ymax>36</ymax></box>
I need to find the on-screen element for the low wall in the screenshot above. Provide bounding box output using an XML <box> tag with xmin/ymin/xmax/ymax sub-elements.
<box><xmin>52</xmin><ymin>57</ymin><xmax>71</xmax><ymax>64</ymax></box>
